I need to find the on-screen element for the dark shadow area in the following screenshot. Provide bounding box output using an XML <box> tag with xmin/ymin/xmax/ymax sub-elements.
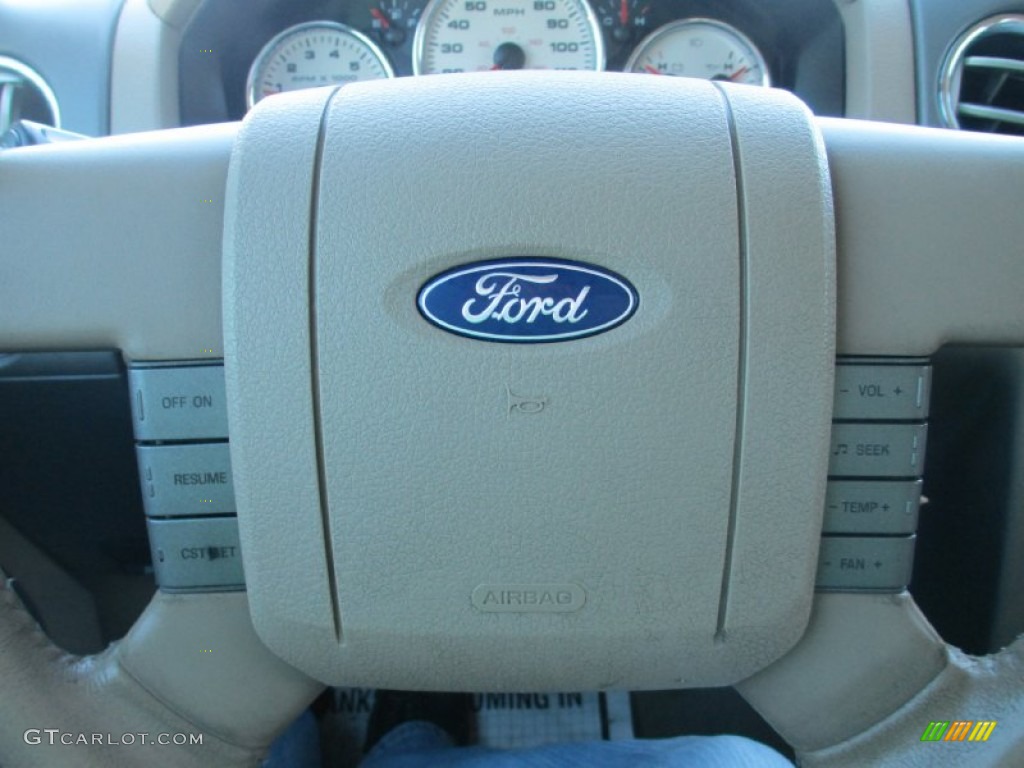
<box><xmin>912</xmin><ymin>347</ymin><xmax>1024</xmax><ymax>654</ymax></box>
<box><xmin>632</xmin><ymin>688</ymin><xmax>794</xmax><ymax>760</ymax></box>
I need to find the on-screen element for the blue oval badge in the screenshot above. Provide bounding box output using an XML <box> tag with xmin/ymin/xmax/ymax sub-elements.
<box><xmin>417</xmin><ymin>259</ymin><xmax>638</xmax><ymax>343</ymax></box>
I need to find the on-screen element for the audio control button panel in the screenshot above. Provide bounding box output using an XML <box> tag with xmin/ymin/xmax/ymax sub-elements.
<box><xmin>817</xmin><ymin>358</ymin><xmax>932</xmax><ymax>593</ymax></box>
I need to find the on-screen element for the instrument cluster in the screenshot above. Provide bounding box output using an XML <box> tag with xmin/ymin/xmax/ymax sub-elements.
<box><xmin>246</xmin><ymin>0</ymin><xmax>768</xmax><ymax>108</ymax></box>
<box><xmin>178</xmin><ymin>0</ymin><xmax>844</xmax><ymax>123</ymax></box>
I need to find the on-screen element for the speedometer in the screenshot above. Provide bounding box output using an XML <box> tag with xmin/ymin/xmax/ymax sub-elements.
<box><xmin>413</xmin><ymin>0</ymin><xmax>604</xmax><ymax>74</ymax></box>
<box><xmin>246</xmin><ymin>21</ymin><xmax>395</xmax><ymax>109</ymax></box>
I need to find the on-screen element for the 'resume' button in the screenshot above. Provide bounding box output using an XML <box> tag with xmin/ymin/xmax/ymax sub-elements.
<box><xmin>136</xmin><ymin>443</ymin><xmax>235</xmax><ymax>517</ymax></box>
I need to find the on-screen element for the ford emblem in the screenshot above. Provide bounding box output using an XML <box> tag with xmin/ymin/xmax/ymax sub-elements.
<box><xmin>417</xmin><ymin>258</ymin><xmax>639</xmax><ymax>343</ymax></box>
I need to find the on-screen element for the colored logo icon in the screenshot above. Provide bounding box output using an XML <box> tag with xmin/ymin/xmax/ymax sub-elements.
<box><xmin>920</xmin><ymin>721</ymin><xmax>997</xmax><ymax>742</ymax></box>
<box><xmin>417</xmin><ymin>258</ymin><xmax>638</xmax><ymax>343</ymax></box>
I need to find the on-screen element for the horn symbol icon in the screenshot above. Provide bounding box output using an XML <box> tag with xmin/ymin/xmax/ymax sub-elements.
<box><xmin>507</xmin><ymin>386</ymin><xmax>548</xmax><ymax>416</ymax></box>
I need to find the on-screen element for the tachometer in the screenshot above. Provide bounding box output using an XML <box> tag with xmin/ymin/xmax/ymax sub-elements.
<box><xmin>413</xmin><ymin>0</ymin><xmax>604</xmax><ymax>74</ymax></box>
<box><xmin>246</xmin><ymin>21</ymin><xmax>395</xmax><ymax>108</ymax></box>
<box><xmin>625</xmin><ymin>18</ymin><xmax>769</xmax><ymax>85</ymax></box>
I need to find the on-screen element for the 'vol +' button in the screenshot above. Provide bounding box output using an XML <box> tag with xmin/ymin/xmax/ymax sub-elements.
<box><xmin>833</xmin><ymin>362</ymin><xmax>932</xmax><ymax>420</ymax></box>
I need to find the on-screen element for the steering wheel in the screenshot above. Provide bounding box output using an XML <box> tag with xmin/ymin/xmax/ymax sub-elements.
<box><xmin>1</xmin><ymin>72</ymin><xmax>1023</xmax><ymax>767</ymax></box>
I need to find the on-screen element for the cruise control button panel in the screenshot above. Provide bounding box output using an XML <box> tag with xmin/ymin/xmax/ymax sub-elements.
<box><xmin>129</xmin><ymin>361</ymin><xmax>242</xmax><ymax>593</ymax></box>
<box><xmin>147</xmin><ymin>517</ymin><xmax>244</xmax><ymax>591</ymax></box>
<box><xmin>136</xmin><ymin>442</ymin><xmax>235</xmax><ymax>517</ymax></box>
<box><xmin>129</xmin><ymin>363</ymin><xmax>228</xmax><ymax>441</ymax></box>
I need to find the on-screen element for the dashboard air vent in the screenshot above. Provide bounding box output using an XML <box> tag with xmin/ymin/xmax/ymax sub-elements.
<box><xmin>941</xmin><ymin>14</ymin><xmax>1024</xmax><ymax>135</ymax></box>
<box><xmin>0</xmin><ymin>56</ymin><xmax>60</xmax><ymax>136</ymax></box>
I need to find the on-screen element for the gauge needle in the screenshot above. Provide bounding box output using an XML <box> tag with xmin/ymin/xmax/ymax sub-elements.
<box><xmin>370</xmin><ymin>8</ymin><xmax>390</xmax><ymax>28</ymax></box>
<box><xmin>492</xmin><ymin>42</ymin><xmax>526</xmax><ymax>70</ymax></box>
<box><xmin>728</xmin><ymin>66</ymin><xmax>750</xmax><ymax>82</ymax></box>
<box><xmin>619</xmin><ymin>0</ymin><xmax>629</xmax><ymax>26</ymax></box>
<box><xmin>643</xmin><ymin>65</ymin><xmax>661</xmax><ymax>75</ymax></box>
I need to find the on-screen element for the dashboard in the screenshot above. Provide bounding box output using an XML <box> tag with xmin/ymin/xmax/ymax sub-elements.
<box><xmin>0</xmin><ymin>0</ymin><xmax>1013</xmax><ymax>660</ymax></box>
<box><xmin>4</xmin><ymin>1</ymin><xmax>1024</xmax><ymax>765</ymax></box>
<box><xmin>177</xmin><ymin>0</ymin><xmax>845</xmax><ymax>124</ymax></box>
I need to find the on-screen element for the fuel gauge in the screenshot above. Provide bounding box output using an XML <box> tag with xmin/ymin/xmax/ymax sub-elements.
<box><xmin>370</xmin><ymin>0</ymin><xmax>422</xmax><ymax>48</ymax></box>
<box><xmin>625</xmin><ymin>18</ymin><xmax>769</xmax><ymax>85</ymax></box>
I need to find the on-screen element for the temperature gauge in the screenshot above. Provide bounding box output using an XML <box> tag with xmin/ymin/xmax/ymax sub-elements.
<box><xmin>625</xmin><ymin>18</ymin><xmax>769</xmax><ymax>85</ymax></box>
<box><xmin>592</xmin><ymin>0</ymin><xmax>654</xmax><ymax>67</ymax></box>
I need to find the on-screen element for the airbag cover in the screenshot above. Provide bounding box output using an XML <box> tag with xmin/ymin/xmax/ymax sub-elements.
<box><xmin>223</xmin><ymin>72</ymin><xmax>835</xmax><ymax>689</ymax></box>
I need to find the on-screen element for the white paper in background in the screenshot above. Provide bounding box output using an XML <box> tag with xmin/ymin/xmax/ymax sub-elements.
<box><xmin>603</xmin><ymin>691</ymin><xmax>634</xmax><ymax>741</ymax></box>
<box><xmin>321</xmin><ymin>688</ymin><xmax>634</xmax><ymax>764</ymax></box>
<box><xmin>472</xmin><ymin>691</ymin><xmax>634</xmax><ymax>748</ymax></box>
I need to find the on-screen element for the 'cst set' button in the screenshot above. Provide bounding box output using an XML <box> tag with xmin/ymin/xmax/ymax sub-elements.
<box><xmin>823</xmin><ymin>480</ymin><xmax>922</xmax><ymax>535</ymax></box>
<box><xmin>136</xmin><ymin>443</ymin><xmax>235</xmax><ymax>517</ymax></box>
<box><xmin>816</xmin><ymin>536</ymin><xmax>916</xmax><ymax>592</ymax></box>
<box><xmin>833</xmin><ymin>362</ymin><xmax>932</xmax><ymax>421</ymax></box>
<box><xmin>828</xmin><ymin>423</ymin><xmax>927</xmax><ymax>478</ymax></box>
<box><xmin>129</xmin><ymin>364</ymin><xmax>228</xmax><ymax>441</ymax></box>
<box><xmin>147</xmin><ymin>517</ymin><xmax>244</xmax><ymax>591</ymax></box>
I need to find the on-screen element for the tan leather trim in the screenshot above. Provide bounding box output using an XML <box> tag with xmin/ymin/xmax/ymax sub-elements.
<box><xmin>799</xmin><ymin>638</ymin><xmax>1024</xmax><ymax>767</ymax></box>
<box><xmin>0</xmin><ymin>570</ymin><xmax>322</xmax><ymax>767</ymax></box>
<box><xmin>737</xmin><ymin>592</ymin><xmax>947</xmax><ymax>751</ymax></box>
<box><xmin>740</xmin><ymin>591</ymin><xmax>1024</xmax><ymax>766</ymax></box>
<box><xmin>119</xmin><ymin>591</ymin><xmax>324</xmax><ymax>748</ymax></box>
